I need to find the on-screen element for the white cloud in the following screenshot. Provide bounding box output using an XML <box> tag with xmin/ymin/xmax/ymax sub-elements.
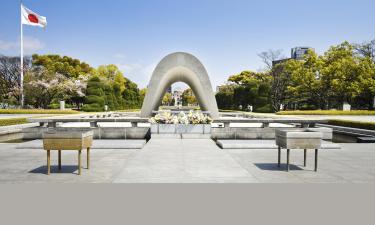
<box><xmin>23</xmin><ymin>36</ymin><xmax>45</xmax><ymax>53</ymax></box>
<box><xmin>0</xmin><ymin>40</ymin><xmax>17</xmax><ymax>51</ymax></box>
<box><xmin>142</xmin><ymin>63</ymin><xmax>157</xmax><ymax>80</ymax></box>
<box><xmin>116</xmin><ymin>62</ymin><xmax>157</xmax><ymax>88</ymax></box>
<box><xmin>114</xmin><ymin>53</ymin><xmax>126</xmax><ymax>59</ymax></box>
<box><xmin>0</xmin><ymin>36</ymin><xmax>45</xmax><ymax>54</ymax></box>
<box><xmin>116</xmin><ymin>62</ymin><xmax>142</xmax><ymax>74</ymax></box>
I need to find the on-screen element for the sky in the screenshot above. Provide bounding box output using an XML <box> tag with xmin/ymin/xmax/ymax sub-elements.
<box><xmin>1</xmin><ymin>0</ymin><xmax>375</xmax><ymax>89</ymax></box>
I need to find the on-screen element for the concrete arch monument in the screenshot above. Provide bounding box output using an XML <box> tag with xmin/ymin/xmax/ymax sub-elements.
<box><xmin>140</xmin><ymin>52</ymin><xmax>219</xmax><ymax>119</ymax></box>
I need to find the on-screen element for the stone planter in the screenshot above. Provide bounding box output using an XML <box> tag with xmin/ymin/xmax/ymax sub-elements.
<box><xmin>151</xmin><ymin>124</ymin><xmax>211</xmax><ymax>139</ymax></box>
<box><xmin>275</xmin><ymin>129</ymin><xmax>322</xmax><ymax>149</ymax></box>
<box><xmin>275</xmin><ymin>129</ymin><xmax>323</xmax><ymax>172</ymax></box>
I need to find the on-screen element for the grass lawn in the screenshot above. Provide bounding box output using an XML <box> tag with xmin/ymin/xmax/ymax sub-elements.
<box><xmin>328</xmin><ymin>119</ymin><xmax>375</xmax><ymax>130</ymax></box>
<box><xmin>277</xmin><ymin>110</ymin><xmax>375</xmax><ymax>116</ymax></box>
<box><xmin>0</xmin><ymin>109</ymin><xmax>80</xmax><ymax>114</ymax></box>
<box><xmin>0</xmin><ymin>118</ymin><xmax>28</xmax><ymax>127</ymax></box>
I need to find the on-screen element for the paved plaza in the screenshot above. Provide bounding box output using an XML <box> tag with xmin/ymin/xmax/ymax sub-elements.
<box><xmin>0</xmin><ymin>139</ymin><xmax>374</xmax><ymax>183</ymax></box>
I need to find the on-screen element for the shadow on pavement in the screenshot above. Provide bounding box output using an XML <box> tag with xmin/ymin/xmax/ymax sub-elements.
<box><xmin>29</xmin><ymin>165</ymin><xmax>80</xmax><ymax>175</ymax></box>
<box><xmin>254</xmin><ymin>163</ymin><xmax>303</xmax><ymax>171</ymax></box>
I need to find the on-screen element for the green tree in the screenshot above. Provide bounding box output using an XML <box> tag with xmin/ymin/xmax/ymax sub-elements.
<box><xmin>215</xmin><ymin>85</ymin><xmax>235</xmax><ymax>109</ymax></box>
<box><xmin>94</xmin><ymin>64</ymin><xmax>142</xmax><ymax>110</ymax></box>
<box><xmin>181</xmin><ymin>89</ymin><xmax>197</xmax><ymax>106</ymax></box>
<box><xmin>0</xmin><ymin>56</ymin><xmax>32</xmax><ymax>107</ymax></box>
<box><xmin>321</xmin><ymin>42</ymin><xmax>367</xmax><ymax>107</ymax></box>
<box><xmin>162</xmin><ymin>92</ymin><xmax>172</xmax><ymax>106</ymax></box>
<box><xmin>32</xmin><ymin>54</ymin><xmax>93</xmax><ymax>78</ymax></box>
<box><xmin>82</xmin><ymin>76</ymin><xmax>106</xmax><ymax>112</ymax></box>
<box><xmin>96</xmin><ymin>64</ymin><xmax>126</xmax><ymax>93</ymax></box>
<box><xmin>228</xmin><ymin>71</ymin><xmax>272</xmax><ymax>112</ymax></box>
<box><xmin>139</xmin><ymin>88</ymin><xmax>147</xmax><ymax>104</ymax></box>
<box><xmin>354</xmin><ymin>39</ymin><xmax>375</xmax><ymax>62</ymax></box>
<box><xmin>269</xmin><ymin>62</ymin><xmax>291</xmax><ymax>111</ymax></box>
<box><xmin>284</xmin><ymin>50</ymin><xmax>326</xmax><ymax>109</ymax></box>
<box><xmin>352</xmin><ymin>57</ymin><xmax>375</xmax><ymax>109</ymax></box>
<box><xmin>122</xmin><ymin>78</ymin><xmax>142</xmax><ymax>109</ymax></box>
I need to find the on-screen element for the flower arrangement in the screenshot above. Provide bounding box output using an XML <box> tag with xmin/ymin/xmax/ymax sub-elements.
<box><xmin>149</xmin><ymin>110</ymin><xmax>212</xmax><ymax>124</ymax></box>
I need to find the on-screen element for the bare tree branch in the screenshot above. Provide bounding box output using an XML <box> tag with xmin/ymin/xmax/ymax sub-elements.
<box><xmin>258</xmin><ymin>49</ymin><xmax>286</xmax><ymax>70</ymax></box>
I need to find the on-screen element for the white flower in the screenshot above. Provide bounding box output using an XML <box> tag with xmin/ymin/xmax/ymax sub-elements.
<box><xmin>149</xmin><ymin>110</ymin><xmax>212</xmax><ymax>124</ymax></box>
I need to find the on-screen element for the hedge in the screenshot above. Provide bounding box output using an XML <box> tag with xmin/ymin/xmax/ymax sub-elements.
<box><xmin>48</xmin><ymin>103</ymin><xmax>73</xmax><ymax>109</ymax></box>
<box><xmin>82</xmin><ymin>103</ymin><xmax>103</xmax><ymax>112</ymax></box>
<box><xmin>277</xmin><ymin>110</ymin><xmax>375</xmax><ymax>115</ymax></box>
<box><xmin>327</xmin><ymin>119</ymin><xmax>375</xmax><ymax>130</ymax></box>
<box><xmin>0</xmin><ymin>118</ymin><xmax>28</xmax><ymax>127</ymax></box>
<box><xmin>0</xmin><ymin>109</ymin><xmax>79</xmax><ymax>114</ymax></box>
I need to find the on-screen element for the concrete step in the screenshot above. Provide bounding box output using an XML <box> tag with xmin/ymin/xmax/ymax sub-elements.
<box><xmin>216</xmin><ymin>140</ymin><xmax>341</xmax><ymax>150</ymax></box>
<box><xmin>16</xmin><ymin>139</ymin><xmax>147</xmax><ymax>149</ymax></box>
<box><xmin>318</xmin><ymin>124</ymin><xmax>375</xmax><ymax>137</ymax></box>
<box><xmin>357</xmin><ymin>137</ymin><xmax>375</xmax><ymax>143</ymax></box>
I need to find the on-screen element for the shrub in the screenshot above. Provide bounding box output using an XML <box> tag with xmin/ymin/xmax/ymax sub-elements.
<box><xmin>83</xmin><ymin>76</ymin><xmax>106</xmax><ymax>112</ymax></box>
<box><xmin>0</xmin><ymin>109</ymin><xmax>79</xmax><ymax>114</ymax></box>
<box><xmin>48</xmin><ymin>103</ymin><xmax>60</xmax><ymax>109</ymax></box>
<box><xmin>85</xmin><ymin>96</ymin><xmax>105</xmax><ymax>105</ymax></box>
<box><xmin>327</xmin><ymin>120</ymin><xmax>375</xmax><ymax>130</ymax></box>
<box><xmin>255</xmin><ymin>104</ymin><xmax>273</xmax><ymax>113</ymax></box>
<box><xmin>277</xmin><ymin>110</ymin><xmax>375</xmax><ymax>115</ymax></box>
<box><xmin>82</xmin><ymin>103</ymin><xmax>103</xmax><ymax>112</ymax></box>
<box><xmin>48</xmin><ymin>103</ymin><xmax>73</xmax><ymax>109</ymax></box>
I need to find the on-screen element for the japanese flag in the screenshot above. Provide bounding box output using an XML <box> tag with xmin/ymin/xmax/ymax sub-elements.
<box><xmin>21</xmin><ymin>4</ymin><xmax>47</xmax><ymax>28</ymax></box>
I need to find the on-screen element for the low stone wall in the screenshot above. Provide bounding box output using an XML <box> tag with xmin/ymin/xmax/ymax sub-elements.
<box><xmin>211</xmin><ymin>127</ymin><xmax>275</xmax><ymax>140</ymax></box>
<box><xmin>0</xmin><ymin>122</ymin><xmax>332</xmax><ymax>141</ymax></box>
<box><xmin>211</xmin><ymin>127</ymin><xmax>333</xmax><ymax>140</ymax></box>
<box><xmin>23</xmin><ymin>127</ymin><xmax>150</xmax><ymax>140</ymax></box>
<box><xmin>150</xmin><ymin>124</ymin><xmax>211</xmax><ymax>139</ymax></box>
<box><xmin>0</xmin><ymin>132</ymin><xmax>24</xmax><ymax>142</ymax></box>
<box><xmin>15</xmin><ymin>127</ymin><xmax>333</xmax><ymax>141</ymax></box>
<box><xmin>0</xmin><ymin>123</ymin><xmax>40</xmax><ymax>142</ymax></box>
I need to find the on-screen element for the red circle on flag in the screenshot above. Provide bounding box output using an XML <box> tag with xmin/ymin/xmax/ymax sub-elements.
<box><xmin>28</xmin><ymin>14</ymin><xmax>39</xmax><ymax>24</ymax></box>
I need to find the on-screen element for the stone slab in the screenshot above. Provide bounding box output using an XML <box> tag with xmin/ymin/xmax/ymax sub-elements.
<box><xmin>151</xmin><ymin>134</ymin><xmax>182</xmax><ymax>139</ymax></box>
<box><xmin>216</xmin><ymin>140</ymin><xmax>341</xmax><ymax>150</ymax></box>
<box><xmin>181</xmin><ymin>134</ymin><xmax>211</xmax><ymax>139</ymax></box>
<box><xmin>113</xmin><ymin>139</ymin><xmax>251</xmax><ymax>181</ymax></box>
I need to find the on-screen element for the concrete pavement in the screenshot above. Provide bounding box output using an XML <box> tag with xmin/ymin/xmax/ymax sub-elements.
<box><xmin>0</xmin><ymin>139</ymin><xmax>375</xmax><ymax>183</ymax></box>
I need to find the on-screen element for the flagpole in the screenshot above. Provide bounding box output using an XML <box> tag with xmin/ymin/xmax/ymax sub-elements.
<box><xmin>20</xmin><ymin>1</ymin><xmax>24</xmax><ymax>108</ymax></box>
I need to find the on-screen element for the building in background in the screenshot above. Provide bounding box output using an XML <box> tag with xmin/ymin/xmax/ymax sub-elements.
<box><xmin>291</xmin><ymin>47</ymin><xmax>314</xmax><ymax>60</ymax></box>
<box><xmin>173</xmin><ymin>87</ymin><xmax>184</xmax><ymax>106</ymax></box>
<box><xmin>273</xmin><ymin>47</ymin><xmax>314</xmax><ymax>66</ymax></box>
